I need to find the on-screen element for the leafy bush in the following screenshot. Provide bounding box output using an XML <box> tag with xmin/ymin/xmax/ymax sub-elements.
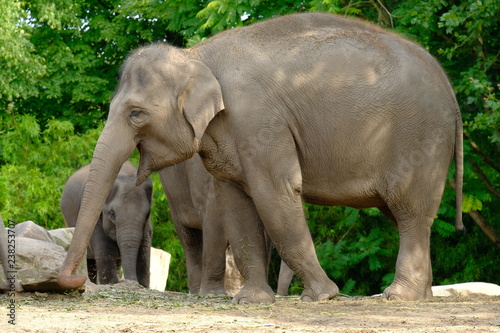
<box><xmin>305</xmin><ymin>206</ymin><xmax>398</xmax><ymax>296</ymax></box>
<box><xmin>0</xmin><ymin>114</ymin><xmax>102</xmax><ymax>228</ymax></box>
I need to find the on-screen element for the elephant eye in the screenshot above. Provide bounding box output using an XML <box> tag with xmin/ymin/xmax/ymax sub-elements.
<box><xmin>129</xmin><ymin>108</ymin><xmax>150</xmax><ymax>126</ymax></box>
<box><xmin>107</xmin><ymin>210</ymin><xmax>116</xmax><ymax>221</ymax></box>
<box><xmin>130</xmin><ymin>110</ymin><xmax>142</xmax><ymax>117</ymax></box>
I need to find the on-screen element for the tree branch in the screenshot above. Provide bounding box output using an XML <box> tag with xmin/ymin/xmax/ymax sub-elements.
<box><xmin>368</xmin><ymin>0</ymin><xmax>393</xmax><ymax>28</ymax></box>
<box><xmin>468</xmin><ymin>139</ymin><xmax>500</xmax><ymax>174</ymax></box>
<box><xmin>469</xmin><ymin>159</ymin><xmax>500</xmax><ymax>199</ymax></box>
<box><xmin>467</xmin><ymin>210</ymin><xmax>500</xmax><ymax>248</ymax></box>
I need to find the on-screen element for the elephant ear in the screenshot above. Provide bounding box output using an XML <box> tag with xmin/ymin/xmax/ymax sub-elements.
<box><xmin>179</xmin><ymin>60</ymin><xmax>225</xmax><ymax>140</ymax></box>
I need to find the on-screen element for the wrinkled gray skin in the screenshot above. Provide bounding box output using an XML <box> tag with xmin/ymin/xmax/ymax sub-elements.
<box><xmin>161</xmin><ymin>154</ymin><xmax>273</xmax><ymax>295</ymax></box>
<box><xmin>61</xmin><ymin>162</ymin><xmax>152</xmax><ymax>287</ymax></box>
<box><xmin>58</xmin><ymin>13</ymin><xmax>463</xmax><ymax>304</ymax></box>
<box><xmin>159</xmin><ymin>155</ymin><xmax>231</xmax><ymax>295</ymax></box>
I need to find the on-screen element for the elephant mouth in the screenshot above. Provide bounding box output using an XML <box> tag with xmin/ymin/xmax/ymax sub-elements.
<box><xmin>136</xmin><ymin>143</ymin><xmax>152</xmax><ymax>186</ymax></box>
<box><xmin>136</xmin><ymin>163</ymin><xmax>152</xmax><ymax>186</ymax></box>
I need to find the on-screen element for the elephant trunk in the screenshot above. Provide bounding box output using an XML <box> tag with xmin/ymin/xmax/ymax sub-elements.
<box><xmin>57</xmin><ymin>126</ymin><xmax>136</xmax><ymax>289</ymax></box>
<box><xmin>117</xmin><ymin>228</ymin><xmax>143</xmax><ymax>282</ymax></box>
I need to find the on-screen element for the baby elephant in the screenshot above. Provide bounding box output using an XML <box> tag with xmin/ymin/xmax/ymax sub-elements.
<box><xmin>61</xmin><ymin>161</ymin><xmax>152</xmax><ymax>287</ymax></box>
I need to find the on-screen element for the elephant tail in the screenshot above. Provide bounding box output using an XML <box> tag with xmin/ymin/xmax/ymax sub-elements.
<box><xmin>454</xmin><ymin>109</ymin><xmax>465</xmax><ymax>232</ymax></box>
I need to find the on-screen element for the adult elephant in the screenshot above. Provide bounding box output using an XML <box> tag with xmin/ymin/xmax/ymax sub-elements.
<box><xmin>58</xmin><ymin>13</ymin><xmax>463</xmax><ymax>304</ymax></box>
<box><xmin>61</xmin><ymin>161</ymin><xmax>153</xmax><ymax>287</ymax></box>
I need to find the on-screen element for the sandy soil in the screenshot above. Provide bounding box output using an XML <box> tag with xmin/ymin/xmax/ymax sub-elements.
<box><xmin>3</xmin><ymin>281</ymin><xmax>499</xmax><ymax>332</ymax></box>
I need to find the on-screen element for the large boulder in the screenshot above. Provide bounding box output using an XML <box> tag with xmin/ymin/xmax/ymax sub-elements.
<box><xmin>0</xmin><ymin>222</ymin><xmax>87</xmax><ymax>292</ymax></box>
<box><xmin>4</xmin><ymin>237</ymin><xmax>87</xmax><ymax>292</ymax></box>
<box><xmin>1</xmin><ymin>221</ymin><xmax>172</xmax><ymax>293</ymax></box>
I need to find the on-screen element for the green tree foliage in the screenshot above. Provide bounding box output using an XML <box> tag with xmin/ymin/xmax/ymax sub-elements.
<box><xmin>0</xmin><ymin>0</ymin><xmax>45</xmax><ymax>109</ymax></box>
<box><xmin>0</xmin><ymin>114</ymin><xmax>101</xmax><ymax>228</ymax></box>
<box><xmin>1</xmin><ymin>0</ymin><xmax>498</xmax><ymax>293</ymax></box>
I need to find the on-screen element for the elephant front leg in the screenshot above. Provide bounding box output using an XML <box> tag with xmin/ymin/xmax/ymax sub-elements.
<box><xmin>251</xmin><ymin>189</ymin><xmax>339</xmax><ymax>302</ymax></box>
<box><xmin>95</xmin><ymin>255</ymin><xmax>120</xmax><ymax>284</ymax></box>
<box><xmin>242</xmin><ymin>145</ymin><xmax>339</xmax><ymax>302</ymax></box>
<box><xmin>383</xmin><ymin>217</ymin><xmax>433</xmax><ymax>300</ymax></box>
<box><xmin>214</xmin><ymin>180</ymin><xmax>275</xmax><ymax>304</ymax></box>
<box><xmin>91</xmin><ymin>231</ymin><xmax>120</xmax><ymax>285</ymax></box>
<box><xmin>87</xmin><ymin>259</ymin><xmax>98</xmax><ymax>283</ymax></box>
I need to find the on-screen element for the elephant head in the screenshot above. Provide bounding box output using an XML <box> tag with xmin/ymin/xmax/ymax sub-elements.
<box><xmin>57</xmin><ymin>44</ymin><xmax>225</xmax><ymax>289</ymax></box>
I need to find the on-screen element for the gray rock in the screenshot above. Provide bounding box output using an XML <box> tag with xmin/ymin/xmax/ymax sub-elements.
<box><xmin>0</xmin><ymin>237</ymin><xmax>87</xmax><ymax>292</ymax></box>
<box><xmin>49</xmin><ymin>227</ymin><xmax>75</xmax><ymax>251</ymax></box>
<box><xmin>13</xmin><ymin>221</ymin><xmax>55</xmax><ymax>244</ymax></box>
<box><xmin>1</xmin><ymin>221</ymin><xmax>88</xmax><ymax>292</ymax></box>
<box><xmin>1</xmin><ymin>221</ymin><xmax>175</xmax><ymax>293</ymax></box>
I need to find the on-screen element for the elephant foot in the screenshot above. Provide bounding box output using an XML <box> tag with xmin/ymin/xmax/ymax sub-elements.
<box><xmin>300</xmin><ymin>280</ymin><xmax>339</xmax><ymax>302</ymax></box>
<box><xmin>232</xmin><ymin>284</ymin><xmax>275</xmax><ymax>304</ymax></box>
<box><xmin>383</xmin><ymin>283</ymin><xmax>432</xmax><ymax>301</ymax></box>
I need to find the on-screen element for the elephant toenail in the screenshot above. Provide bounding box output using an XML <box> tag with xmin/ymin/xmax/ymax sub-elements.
<box><xmin>300</xmin><ymin>295</ymin><xmax>314</xmax><ymax>302</ymax></box>
<box><xmin>318</xmin><ymin>293</ymin><xmax>332</xmax><ymax>301</ymax></box>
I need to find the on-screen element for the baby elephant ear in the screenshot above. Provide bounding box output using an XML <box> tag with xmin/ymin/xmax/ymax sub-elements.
<box><xmin>180</xmin><ymin>60</ymin><xmax>225</xmax><ymax>140</ymax></box>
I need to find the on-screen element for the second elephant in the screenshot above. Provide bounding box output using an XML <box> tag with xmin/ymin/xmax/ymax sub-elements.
<box><xmin>159</xmin><ymin>154</ymin><xmax>268</xmax><ymax>296</ymax></box>
<box><xmin>158</xmin><ymin>154</ymin><xmax>228</xmax><ymax>295</ymax></box>
<box><xmin>61</xmin><ymin>161</ymin><xmax>152</xmax><ymax>287</ymax></box>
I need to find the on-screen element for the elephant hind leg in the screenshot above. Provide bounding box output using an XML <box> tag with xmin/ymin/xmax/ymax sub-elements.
<box><xmin>382</xmin><ymin>199</ymin><xmax>438</xmax><ymax>300</ymax></box>
<box><xmin>381</xmin><ymin>154</ymin><xmax>450</xmax><ymax>300</ymax></box>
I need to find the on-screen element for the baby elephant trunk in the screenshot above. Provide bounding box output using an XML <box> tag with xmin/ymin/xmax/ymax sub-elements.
<box><xmin>117</xmin><ymin>231</ymin><xmax>143</xmax><ymax>282</ymax></box>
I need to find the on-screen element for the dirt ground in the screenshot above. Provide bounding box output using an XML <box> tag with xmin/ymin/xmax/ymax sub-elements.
<box><xmin>3</xmin><ymin>281</ymin><xmax>499</xmax><ymax>333</ymax></box>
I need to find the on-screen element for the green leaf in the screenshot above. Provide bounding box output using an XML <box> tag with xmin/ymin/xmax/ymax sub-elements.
<box><xmin>462</xmin><ymin>194</ymin><xmax>483</xmax><ymax>213</ymax></box>
<box><xmin>341</xmin><ymin>279</ymin><xmax>357</xmax><ymax>295</ymax></box>
<box><xmin>432</xmin><ymin>219</ymin><xmax>456</xmax><ymax>238</ymax></box>
<box><xmin>368</xmin><ymin>256</ymin><xmax>382</xmax><ymax>271</ymax></box>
